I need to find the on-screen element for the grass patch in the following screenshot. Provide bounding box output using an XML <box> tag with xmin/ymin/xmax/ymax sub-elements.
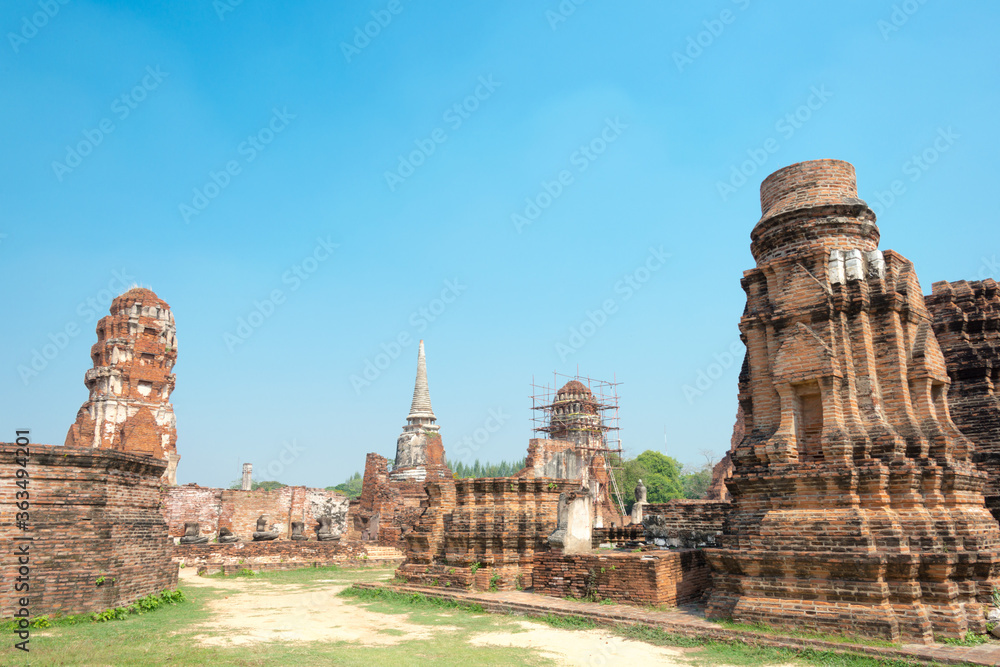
<box><xmin>533</xmin><ymin>614</ymin><xmax>597</xmax><ymax>630</ymax></box>
<box><xmin>938</xmin><ymin>631</ymin><xmax>991</xmax><ymax>646</ymax></box>
<box><xmin>26</xmin><ymin>571</ymin><xmax>553</xmax><ymax>666</ymax></box>
<box><xmin>339</xmin><ymin>585</ymin><xmax>485</xmax><ymax>614</ymax></box>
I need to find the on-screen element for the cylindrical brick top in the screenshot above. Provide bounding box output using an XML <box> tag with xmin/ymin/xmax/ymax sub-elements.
<box><xmin>759</xmin><ymin>159</ymin><xmax>864</xmax><ymax>221</ymax></box>
<box><xmin>751</xmin><ymin>159</ymin><xmax>878</xmax><ymax>263</ymax></box>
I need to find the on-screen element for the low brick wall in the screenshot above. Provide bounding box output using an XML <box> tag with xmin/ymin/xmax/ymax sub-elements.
<box><xmin>533</xmin><ymin>550</ymin><xmax>710</xmax><ymax>606</ymax></box>
<box><xmin>643</xmin><ymin>500</ymin><xmax>730</xmax><ymax>548</ymax></box>
<box><xmin>399</xmin><ymin>477</ymin><xmax>579</xmax><ymax>590</ymax></box>
<box><xmin>173</xmin><ymin>540</ymin><xmax>404</xmax><ymax>574</ymax></box>
<box><xmin>163</xmin><ymin>484</ymin><xmax>349</xmax><ymax>541</ymax></box>
<box><xmin>0</xmin><ymin>444</ymin><xmax>178</xmax><ymax>618</ymax></box>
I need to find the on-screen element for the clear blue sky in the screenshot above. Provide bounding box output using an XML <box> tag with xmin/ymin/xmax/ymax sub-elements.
<box><xmin>3</xmin><ymin>1</ymin><xmax>999</xmax><ymax>488</ymax></box>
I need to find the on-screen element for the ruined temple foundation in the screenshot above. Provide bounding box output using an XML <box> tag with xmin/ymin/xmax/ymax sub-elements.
<box><xmin>705</xmin><ymin>159</ymin><xmax>1000</xmax><ymax>642</ymax></box>
<box><xmin>926</xmin><ymin>279</ymin><xmax>1000</xmax><ymax>521</ymax></box>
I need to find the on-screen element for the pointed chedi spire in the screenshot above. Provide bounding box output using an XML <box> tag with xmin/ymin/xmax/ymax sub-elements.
<box><xmin>407</xmin><ymin>340</ymin><xmax>436</xmax><ymax>423</ymax></box>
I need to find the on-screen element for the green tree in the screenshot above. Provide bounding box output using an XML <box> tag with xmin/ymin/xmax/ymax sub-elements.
<box><xmin>680</xmin><ymin>465</ymin><xmax>712</xmax><ymax>499</ymax></box>
<box><xmin>635</xmin><ymin>450</ymin><xmax>684</xmax><ymax>503</ymax></box>
<box><xmin>327</xmin><ymin>471</ymin><xmax>363</xmax><ymax>499</ymax></box>
<box><xmin>227</xmin><ymin>479</ymin><xmax>287</xmax><ymax>491</ymax></box>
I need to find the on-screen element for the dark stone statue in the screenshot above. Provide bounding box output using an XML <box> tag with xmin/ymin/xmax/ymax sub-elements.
<box><xmin>218</xmin><ymin>527</ymin><xmax>239</xmax><ymax>543</ymax></box>
<box><xmin>290</xmin><ymin>521</ymin><xmax>308</xmax><ymax>541</ymax></box>
<box><xmin>315</xmin><ymin>515</ymin><xmax>339</xmax><ymax>541</ymax></box>
<box><xmin>179</xmin><ymin>522</ymin><xmax>209</xmax><ymax>545</ymax></box>
<box><xmin>251</xmin><ymin>514</ymin><xmax>280</xmax><ymax>541</ymax></box>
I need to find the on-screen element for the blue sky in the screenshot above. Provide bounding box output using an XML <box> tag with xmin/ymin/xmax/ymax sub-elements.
<box><xmin>3</xmin><ymin>1</ymin><xmax>999</xmax><ymax>488</ymax></box>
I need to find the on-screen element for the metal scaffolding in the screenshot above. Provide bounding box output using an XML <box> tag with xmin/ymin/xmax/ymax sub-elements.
<box><xmin>530</xmin><ymin>372</ymin><xmax>627</xmax><ymax>516</ymax></box>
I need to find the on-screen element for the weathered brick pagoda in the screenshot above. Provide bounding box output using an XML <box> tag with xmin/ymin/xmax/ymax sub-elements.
<box><xmin>706</xmin><ymin>159</ymin><xmax>1000</xmax><ymax>642</ymax></box>
<box><xmin>64</xmin><ymin>287</ymin><xmax>180</xmax><ymax>484</ymax></box>
<box><xmin>927</xmin><ymin>279</ymin><xmax>1000</xmax><ymax>521</ymax></box>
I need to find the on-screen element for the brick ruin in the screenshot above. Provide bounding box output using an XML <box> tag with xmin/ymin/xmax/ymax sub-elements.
<box><xmin>705</xmin><ymin>159</ymin><xmax>1000</xmax><ymax>642</ymax></box>
<box><xmin>398</xmin><ymin>477</ymin><xmax>579</xmax><ymax>589</ymax></box>
<box><xmin>533</xmin><ymin>550</ymin><xmax>710</xmax><ymax>606</ymax></box>
<box><xmin>705</xmin><ymin>406</ymin><xmax>744</xmax><ymax>502</ymax></box>
<box><xmin>926</xmin><ymin>279</ymin><xmax>1000</xmax><ymax>521</ymax></box>
<box><xmin>0</xmin><ymin>444</ymin><xmax>177</xmax><ymax>617</ymax></box>
<box><xmin>162</xmin><ymin>483</ymin><xmax>349</xmax><ymax>541</ymax></box>
<box><xmin>517</xmin><ymin>380</ymin><xmax>625</xmax><ymax>527</ymax></box>
<box><xmin>348</xmin><ymin>341</ymin><xmax>453</xmax><ymax>548</ymax></box>
<box><xmin>65</xmin><ymin>287</ymin><xmax>180</xmax><ymax>485</ymax></box>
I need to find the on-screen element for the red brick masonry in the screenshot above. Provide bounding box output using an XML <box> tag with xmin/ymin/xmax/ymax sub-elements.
<box><xmin>162</xmin><ymin>484</ymin><xmax>348</xmax><ymax>540</ymax></box>
<box><xmin>174</xmin><ymin>541</ymin><xmax>404</xmax><ymax>574</ymax></box>
<box><xmin>533</xmin><ymin>549</ymin><xmax>710</xmax><ymax>606</ymax></box>
<box><xmin>0</xmin><ymin>444</ymin><xmax>178</xmax><ymax>617</ymax></box>
<box><xmin>707</xmin><ymin>160</ymin><xmax>1000</xmax><ymax>643</ymax></box>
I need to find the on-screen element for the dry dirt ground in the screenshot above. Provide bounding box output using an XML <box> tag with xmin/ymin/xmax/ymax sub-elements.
<box><xmin>181</xmin><ymin>568</ymin><xmax>794</xmax><ymax>667</ymax></box>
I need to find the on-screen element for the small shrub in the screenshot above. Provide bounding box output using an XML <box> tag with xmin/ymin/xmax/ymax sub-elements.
<box><xmin>470</xmin><ymin>562</ymin><xmax>481</xmax><ymax>575</ymax></box>
<box><xmin>489</xmin><ymin>571</ymin><xmax>502</xmax><ymax>592</ymax></box>
<box><xmin>235</xmin><ymin>568</ymin><xmax>256</xmax><ymax>577</ymax></box>
<box><xmin>95</xmin><ymin>575</ymin><xmax>106</xmax><ymax>587</ymax></box>
<box><xmin>30</xmin><ymin>616</ymin><xmax>51</xmax><ymax>629</ymax></box>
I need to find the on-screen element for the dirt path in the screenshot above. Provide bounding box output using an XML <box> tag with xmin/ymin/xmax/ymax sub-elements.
<box><xmin>182</xmin><ymin>569</ymin><xmax>791</xmax><ymax>666</ymax></box>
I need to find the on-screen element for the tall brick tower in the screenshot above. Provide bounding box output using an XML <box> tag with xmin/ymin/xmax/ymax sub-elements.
<box><xmin>65</xmin><ymin>287</ymin><xmax>180</xmax><ymax>484</ymax></box>
<box><xmin>706</xmin><ymin>160</ymin><xmax>1000</xmax><ymax>642</ymax></box>
<box><xmin>926</xmin><ymin>279</ymin><xmax>1000</xmax><ymax>521</ymax></box>
<box><xmin>390</xmin><ymin>340</ymin><xmax>449</xmax><ymax>482</ymax></box>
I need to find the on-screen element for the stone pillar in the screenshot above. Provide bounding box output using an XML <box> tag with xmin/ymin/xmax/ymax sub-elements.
<box><xmin>241</xmin><ymin>463</ymin><xmax>252</xmax><ymax>491</ymax></box>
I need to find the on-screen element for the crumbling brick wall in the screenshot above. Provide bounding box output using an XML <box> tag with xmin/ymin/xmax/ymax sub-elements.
<box><xmin>643</xmin><ymin>500</ymin><xmax>729</xmax><ymax>547</ymax></box>
<box><xmin>162</xmin><ymin>485</ymin><xmax>348</xmax><ymax>540</ymax></box>
<box><xmin>398</xmin><ymin>477</ymin><xmax>578</xmax><ymax>590</ymax></box>
<box><xmin>0</xmin><ymin>444</ymin><xmax>178</xmax><ymax>617</ymax></box>
<box><xmin>533</xmin><ymin>550</ymin><xmax>710</xmax><ymax>606</ymax></box>
<box><xmin>926</xmin><ymin>279</ymin><xmax>1000</xmax><ymax>521</ymax></box>
<box><xmin>173</xmin><ymin>541</ymin><xmax>405</xmax><ymax>574</ymax></box>
<box><xmin>345</xmin><ymin>452</ymin><xmax>436</xmax><ymax>549</ymax></box>
<box><xmin>705</xmin><ymin>404</ymin><xmax>744</xmax><ymax>501</ymax></box>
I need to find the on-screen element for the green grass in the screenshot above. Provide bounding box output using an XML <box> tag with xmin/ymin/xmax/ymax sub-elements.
<box><xmin>24</xmin><ymin>568</ymin><xmax>552</xmax><ymax>667</ymax></box>
<box><xmin>938</xmin><ymin>631</ymin><xmax>991</xmax><ymax>646</ymax></box>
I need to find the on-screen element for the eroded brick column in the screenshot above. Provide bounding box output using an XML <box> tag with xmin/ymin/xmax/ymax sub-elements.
<box><xmin>705</xmin><ymin>159</ymin><xmax>1000</xmax><ymax>643</ymax></box>
<box><xmin>64</xmin><ymin>287</ymin><xmax>180</xmax><ymax>484</ymax></box>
